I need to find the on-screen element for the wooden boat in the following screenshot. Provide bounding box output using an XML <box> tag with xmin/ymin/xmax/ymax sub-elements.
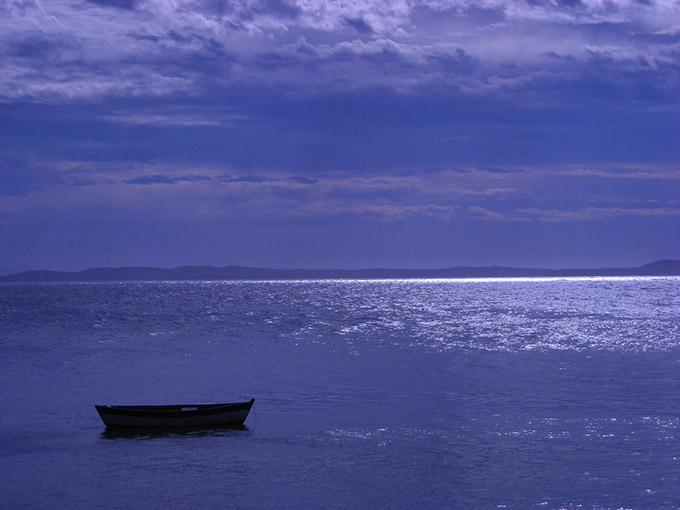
<box><xmin>95</xmin><ymin>398</ymin><xmax>254</xmax><ymax>429</ymax></box>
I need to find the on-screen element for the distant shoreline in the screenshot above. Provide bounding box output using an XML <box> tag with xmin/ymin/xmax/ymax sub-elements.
<box><xmin>1</xmin><ymin>260</ymin><xmax>678</xmax><ymax>282</ymax></box>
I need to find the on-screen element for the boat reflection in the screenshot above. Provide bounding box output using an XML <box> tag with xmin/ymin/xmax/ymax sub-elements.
<box><xmin>101</xmin><ymin>424</ymin><xmax>250</xmax><ymax>440</ymax></box>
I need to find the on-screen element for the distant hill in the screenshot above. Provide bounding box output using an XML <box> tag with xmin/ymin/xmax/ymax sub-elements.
<box><xmin>1</xmin><ymin>260</ymin><xmax>679</xmax><ymax>282</ymax></box>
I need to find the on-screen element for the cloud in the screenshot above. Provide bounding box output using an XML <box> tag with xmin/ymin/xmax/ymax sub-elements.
<box><xmin>86</xmin><ymin>0</ymin><xmax>137</xmax><ymax>10</ymax></box>
<box><xmin>0</xmin><ymin>157</ymin><xmax>466</xmax><ymax>223</ymax></box>
<box><xmin>124</xmin><ymin>174</ymin><xmax>177</xmax><ymax>185</ymax></box>
<box><xmin>469</xmin><ymin>205</ymin><xmax>680</xmax><ymax>222</ymax></box>
<box><xmin>219</xmin><ymin>175</ymin><xmax>272</xmax><ymax>183</ymax></box>
<box><xmin>517</xmin><ymin>206</ymin><xmax>680</xmax><ymax>222</ymax></box>
<box><xmin>292</xmin><ymin>200</ymin><xmax>457</xmax><ymax>222</ymax></box>
<box><xmin>287</xmin><ymin>176</ymin><xmax>318</xmax><ymax>184</ymax></box>
<box><xmin>564</xmin><ymin>164</ymin><xmax>680</xmax><ymax>180</ymax></box>
<box><xmin>343</xmin><ymin>16</ymin><xmax>374</xmax><ymax>34</ymax></box>
<box><xmin>476</xmin><ymin>166</ymin><xmax>521</xmax><ymax>174</ymax></box>
<box><xmin>99</xmin><ymin>107</ymin><xmax>247</xmax><ymax>127</ymax></box>
<box><xmin>1</xmin><ymin>0</ymin><xmax>678</xmax><ymax>105</ymax></box>
<box><xmin>124</xmin><ymin>174</ymin><xmax>212</xmax><ymax>185</ymax></box>
<box><xmin>1</xmin><ymin>147</ymin><xmax>677</xmax><ymax>233</ymax></box>
<box><xmin>462</xmin><ymin>187</ymin><xmax>518</xmax><ymax>197</ymax></box>
<box><xmin>467</xmin><ymin>206</ymin><xmax>509</xmax><ymax>221</ymax></box>
<box><xmin>349</xmin><ymin>203</ymin><xmax>457</xmax><ymax>222</ymax></box>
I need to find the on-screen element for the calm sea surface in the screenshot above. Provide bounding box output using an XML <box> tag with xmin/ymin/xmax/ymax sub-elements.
<box><xmin>0</xmin><ymin>278</ymin><xmax>678</xmax><ymax>509</ymax></box>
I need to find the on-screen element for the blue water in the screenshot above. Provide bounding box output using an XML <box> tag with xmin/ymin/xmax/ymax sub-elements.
<box><xmin>0</xmin><ymin>277</ymin><xmax>678</xmax><ymax>509</ymax></box>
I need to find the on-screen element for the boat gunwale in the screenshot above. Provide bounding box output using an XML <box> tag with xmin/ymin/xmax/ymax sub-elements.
<box><xmin>95</xmin><ymin>399</ymin><xmax>254</xmax><ymax>419</ymax></box>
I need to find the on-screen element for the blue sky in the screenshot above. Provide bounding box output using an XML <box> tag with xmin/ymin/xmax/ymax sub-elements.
<box><xmin>1</xmin><ymin>0</ymin><xmax>679</xmax><ymax>271</ymax></box>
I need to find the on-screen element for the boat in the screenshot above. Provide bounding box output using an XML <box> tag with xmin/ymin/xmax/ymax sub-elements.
<box><xmin>95</xmin><ymin>398</ymin><xmax>254</xmax><ymax>429</ymax></box>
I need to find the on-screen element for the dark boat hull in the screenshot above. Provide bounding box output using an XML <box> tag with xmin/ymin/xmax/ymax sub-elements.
<box><xmin>95</xmin><ymin>399</ymin><xmax>254</xmax><ymax>429</ymax></box>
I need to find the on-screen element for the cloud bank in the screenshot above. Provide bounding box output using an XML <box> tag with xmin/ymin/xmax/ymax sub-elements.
<box><xmin>2</xmin><ymin>0</ymin><xmax>678</xmax><ymax>107</ymax></box>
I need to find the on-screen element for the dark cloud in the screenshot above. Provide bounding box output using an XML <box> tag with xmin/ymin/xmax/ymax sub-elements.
<box><xmin>287</xmin><ymin>176</ymin><xmax>318</xmax><ymax>184</ymax></box>
<box><xmin>124</xmin><ymin>174</ymin><xmax>213</xmax><ymax>185</ymax></box>
<box><xmin>124</xmin><ymin>175</ymin><xmax>178</xmax><ymax>185</ymax></box>
<box><xmin>260</xmin><ymin>0</ymin><xmax>302</xmax><ymax>19</ymax></box>
<box><xmin>175</xmin><ymin>175</ymin><xmax>212</xmax><ymax>183</ymax></box>
<box><xmin>523</xmin><ymin>0</ymin><xmax>583</xmax><ymax>9</ymax></box>
<box><xmin>428</xmin><ymin>48</ymin><xmax>478</xmax><ymax>75</ymax></box>
<box><xmin>555</xmin><ymin>0</ymin><xmax>583</xmax><ymax>8</ymax></box>
<box><xmin>86</xmin><ymin>0</ymin><xmax>137</xmax><ymax>10</ymax></box>
<box><xmin>6</xmin><ymin>36</ymin><xmax>56</xmax><ymax>59</ymax></box>
<box><xmin>343</xmin><ymin>16</ymin><xmax>373</xmax><ymax>35</ymax></box>
<box><xmin>66</xmin><ymin>177</ymin><xmax>99</xmax><ymax>187</ymax></box>
<box><xmin>477</xmin><ymin>167</ymin><xmax>522</xmax><ymax>175</ymax></box>
<box><xmin>189</xmin><ymin>0</ymin><xmax>233</xmax><ymax>17</ymax></box>
<box><xmin>543</xmin><ymin>51</ymin><xmax>575</xmax><ymax>61</ymax></box>
<box><xmin>220</xmin><ymin>175</ymin><xmax>272</xmax><ymax>183</ymax></box>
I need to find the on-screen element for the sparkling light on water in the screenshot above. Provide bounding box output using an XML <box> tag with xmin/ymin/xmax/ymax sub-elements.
<box><xmin>0</xmin><ymin>277</ymin><xmax>678</xmax><ymax>509</ymax></box>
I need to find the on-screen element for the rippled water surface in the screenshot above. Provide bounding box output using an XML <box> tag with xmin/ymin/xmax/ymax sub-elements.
<box><xmin>1</xmin><ymin>278</ymin><xmax>678</xmax><ymax>509</ymax></box>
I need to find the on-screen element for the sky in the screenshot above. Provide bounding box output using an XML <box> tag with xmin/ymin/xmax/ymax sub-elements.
<box><xmin>1</xmin><ymin>0</ymin><xmax>679</xmax><ymax>271</ymax></box>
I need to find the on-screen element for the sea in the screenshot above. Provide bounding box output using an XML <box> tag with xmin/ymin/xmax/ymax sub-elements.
<box><xmin>0</xmin><ymin>277</ymin><xmax>678</xmax><ymax>509</ymax></box>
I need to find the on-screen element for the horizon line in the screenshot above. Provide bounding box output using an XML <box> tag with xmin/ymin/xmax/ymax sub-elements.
<box><xmin>2</xmin><ymin>259</ymin><xmax>679</xmax><ymax>282</ymax></box>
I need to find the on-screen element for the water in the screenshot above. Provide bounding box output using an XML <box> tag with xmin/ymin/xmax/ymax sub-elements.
<box><xmin>0</xmin><ymin>277</ymin><xmax>678</xmax><ymax>509</ymax></box>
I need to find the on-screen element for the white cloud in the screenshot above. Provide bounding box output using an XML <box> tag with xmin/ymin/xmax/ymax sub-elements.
<box><xmin>1</xmin><ymin>0</ymin><xmax>678</xmax><ymax>101</ymax></box>
<box><xmin>467</xmin><ymin>205</ymin><xmax>508</xmax><ymax>221</ymax></box>
<box><xmin>516</xmin><ymin>206</ymin><xmax>680</xmax><ymax>222</ymax></box>
<box><xmin>98</xmin><ymin>106</ymin><xmax>248</xmax><ymax>126</ymax></box>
